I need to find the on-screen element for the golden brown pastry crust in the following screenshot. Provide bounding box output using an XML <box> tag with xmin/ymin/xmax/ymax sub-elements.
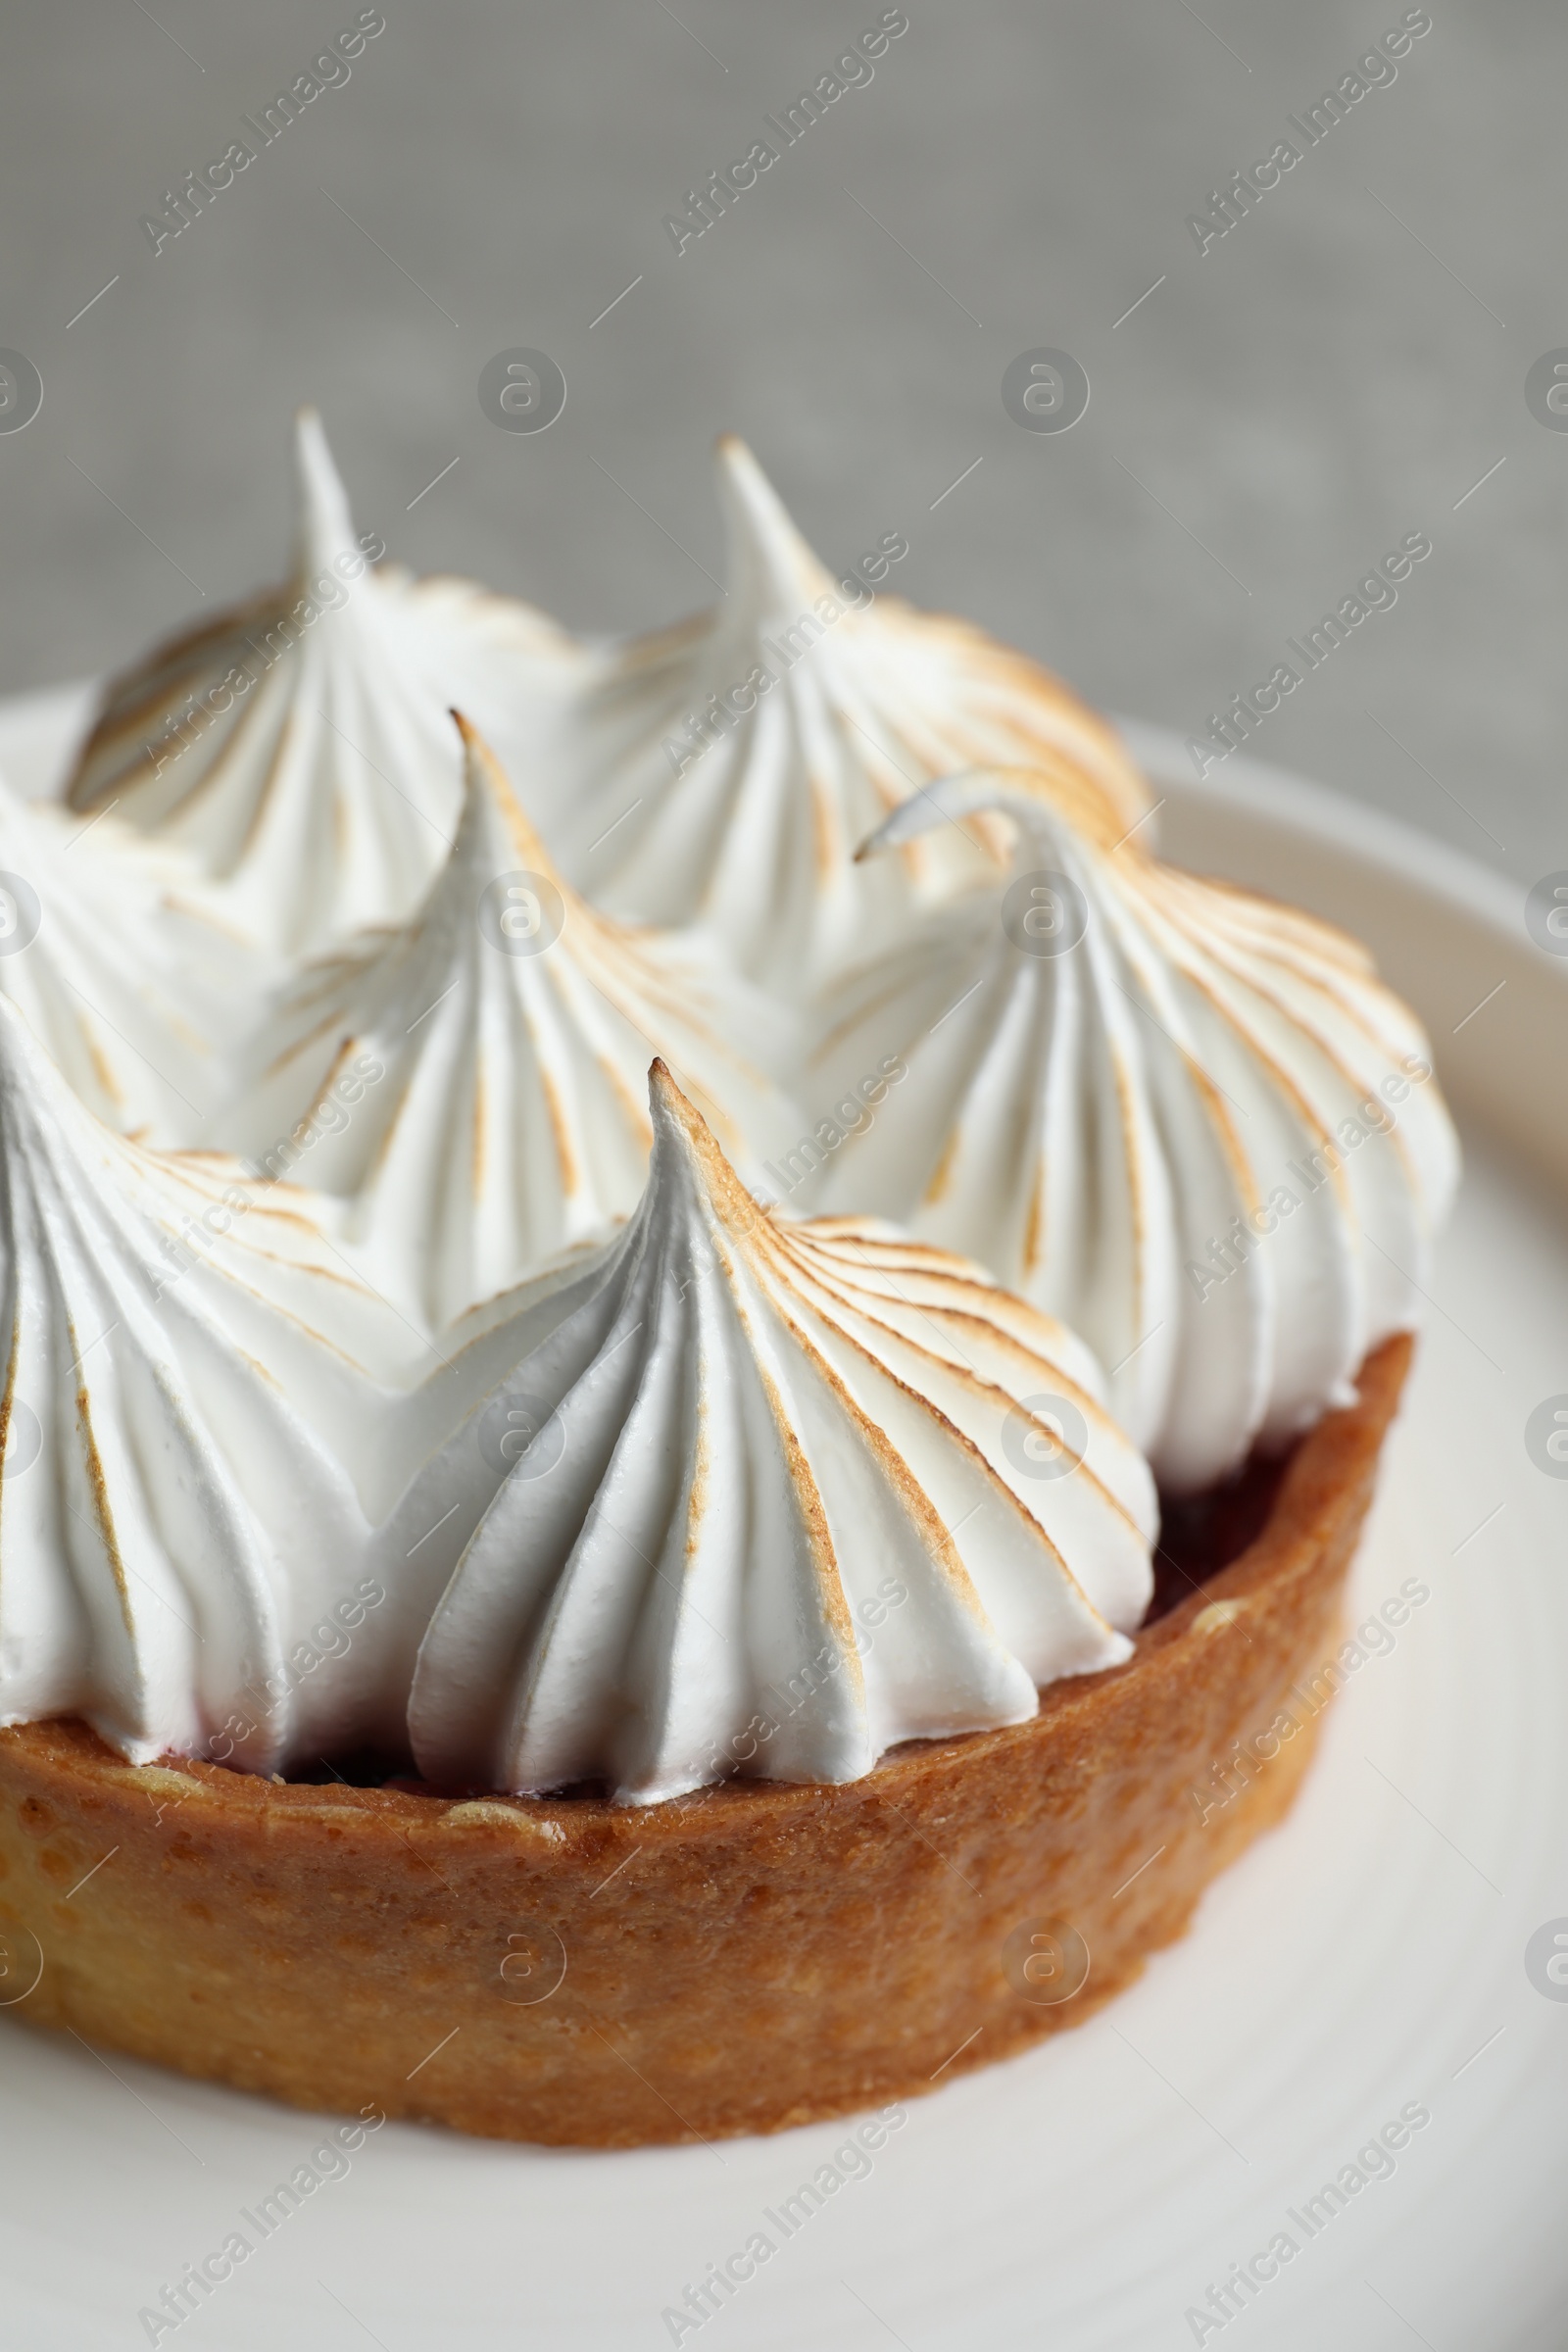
<box><xmin>0</xmin><ymin>1338</ymin><xmax>1408</xmax><ymax>2146</ymax></box>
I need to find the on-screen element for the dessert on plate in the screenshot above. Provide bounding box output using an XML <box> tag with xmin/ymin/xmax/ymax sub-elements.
<box><xmin>0</xmin><ymin>416</ymin><xmax>1456</xmax><ymax>2143</ymax></box>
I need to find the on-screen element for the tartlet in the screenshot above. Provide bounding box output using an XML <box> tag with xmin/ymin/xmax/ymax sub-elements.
<box><xmin>0</xmin><ymin>415</ymin><xmax>1452</xmax><ymax>2148</ymax></box>
<box><xmin>0</xmin><ymin>1338</ymin><xmax>1405</xmax><ymax>2144</ymax></box>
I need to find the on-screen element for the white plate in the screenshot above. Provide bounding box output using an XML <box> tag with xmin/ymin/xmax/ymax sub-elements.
<box><xmin>2</xmin><ymin>702</ymin><xmax>1565</xmax><ymax>2352</ymax></box>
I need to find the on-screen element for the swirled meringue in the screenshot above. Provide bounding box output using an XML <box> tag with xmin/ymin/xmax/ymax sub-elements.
<box><xmin>0</xmin><ymin>992</ymin><xmax>576</xmax><ymax>1771</ymax></box>
<box><xmin>0</xmin><ymin>991</ymin><xmax>368</xmax><ymax>1769</ymax></box>
<box><xmin>63</xmin><ymin>412</ymin><xmax>572</xmax><ymax>956</ymax></box>
<box><xmin>208</xmin><ymin>717</ymin><xmax>799</xmax><ymax>1327</ymax></box>
<box><xmin>808</xmin><ymin>767</ymin><xmax>1459</xmax><ymax>1494</ymax></box>
<box><xmin>510</xmin><ymin>437</ymin><xmax>1152</xmax><ymax>990</ymax></box>
<box><xmin>0</xmin><ymin>772</ymin><xmax>267</xmax><ymax>1144</ymax></box>
<box><xmin>402</xmin><ymin>1061</ymin><xmax>1154</xmax><ymax>1805</ymax></box>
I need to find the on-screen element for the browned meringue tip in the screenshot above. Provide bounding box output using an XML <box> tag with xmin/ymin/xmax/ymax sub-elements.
<box><xmin>850</xmin><ymin>811</ymin><xmax>902</xmax><ymax>862</ymax></box>
<box><xmin>448</xmin><ymin>710</ymin><xmax>563</xmax><ymax>880</ymax></box>
<box><xmin>450</xmin><ymin>709</ymin><xmax>513</xmax><ymax>795</ymax></box>
<box><xmin>645</xmin><ymin>1056</ymin><xmax>757</xmax><ymax>1217</ymax></box>
<box><xmin>451</xmin><ymin>707</ymin><xmax>504</xmax><ymax>791</ymax></box>
<box><xmin>646</xmin><ymin>1054</ymin><xmax>688</xmax><ymax>1122</ymax></box>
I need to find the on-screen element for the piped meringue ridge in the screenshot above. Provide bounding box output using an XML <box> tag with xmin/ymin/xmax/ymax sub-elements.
<box><xmin>817</xmin><ymin>763</ymin><xmax>1459</xmax><ymax>1492</ymax></box>
<box><xmin>64</xmin><ymin>410</ymin><xmax>574</xmax><ymax>956</ymax></box>
<box><xmin>496</xmin><ymin>434</ymin><xmax>1155</xmax><ymax>992</ymax></box>
<box><xmin>406</xmin><ymin>1060</ymin><xmax>1155</xmax><ymax>1804</ymax></box>
<box><xmin>207</xmin><ymin>711</ymin><xmax>798</xmax><ymax>1325</ymax></box>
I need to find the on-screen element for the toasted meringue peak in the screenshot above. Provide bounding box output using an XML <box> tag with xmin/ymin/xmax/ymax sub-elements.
<box><xmin>0</xmin><ymin>991</ymin><xmax>599</xmax><ymax>1771</ymax></box>
<box><xmin>291</xmin><ymin>400</ymin><xmax>360</xmax><ymax>572</ymax></box>
<box><xmin>404</xmin><ymin>1061</ymin><xmax>1154</xmax><ymax>1804</ymax></box>
<box><xmin>64</xmin><ymin>412</ymin><xmax>572</xmax><ymax>956</ymax></box>
<box><xmin>208</xmin><ymin>718</ymin><xmax>800</xmax><ymax>1328</ymax></box>
<box><xmin>0</xmin><ymin>991</ymin><xmax>379</xmax><ymax>1770</ymax></box>
<box><xmin>0</xmin><ymin>772</ymin><xmax>269</xmax><ymax>1144</ymax></box>
<box><xmin>714</xmin><ymin>430</ymin><xmax>840</xmax><ymax>618</ymax></box>
<box><xmin>812</xmin><ymin>767</ymin><xmax>1460</xmax><ymax>1493</ymax></box>
<box><xmin>505</xmin><ymin>436</ymin><xmax>1152</xmax><ymax>991</ymax></box>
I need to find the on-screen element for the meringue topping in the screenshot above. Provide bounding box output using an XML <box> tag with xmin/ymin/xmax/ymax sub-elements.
<box><xmin>505</xmin><ymin>437</ymin><xmax>1153</xmax><ymax>990</ymax></box>
<box><xmin>0</xmin><ymin>992</ymin><xmax>590</xmax><ymax>1770</ymax></box>
<box><xmin>0</xmin><ymin>772</ymin><xmax>266</xmax><ymax>1145</ymax></box>
<box><xmin>0</xmin><ymin>991</ymin><xmax>369</xmax><ymax>1769</ymax></box>
<box><xmin>63</xmin><ymin>411</ymin><xmax>573</xmax><ymax>956</ymax></box>
<box><xmin>812</xmin><ymin>767</ymin><xmax>1459</xmax><ymax>1493</ymax></box>
<box><xmin>209</xmin><ymin>716</ymin><xmax>799</xmax><ymax>1326</ymax></box>
<box><xmin>404</xmin><ymin>1061</ymin><xmax>1154</xmax><ymax>1804</ymax></box>
<box><xmin>1</xmin><ymin>413</ymin><xmax>1459</xmax><ymax>1805</ymax></box>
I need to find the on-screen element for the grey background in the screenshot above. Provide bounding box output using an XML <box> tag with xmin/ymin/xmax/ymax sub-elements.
<box><xmin>1</xmin><ymin>0</ymin><xmax>1562</xmax><ymax>890</ymax></box>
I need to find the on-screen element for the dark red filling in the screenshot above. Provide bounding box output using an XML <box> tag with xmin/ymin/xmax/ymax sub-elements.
<box><xmin>1146</xmin><ymin>1443</ymin><xmax>1294</xmax><ymax>1624</ymax></box>
<box><xmin>295</xmin><ymin>1441</ymin><xmax>1298</xmax><ymax>1791</ymax></box>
